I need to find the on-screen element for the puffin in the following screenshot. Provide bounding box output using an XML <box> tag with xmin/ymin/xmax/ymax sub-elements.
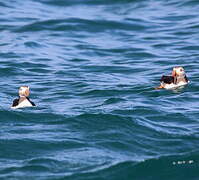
<box><xmin>11</xmin><ymin>86</ymin><xmax>36</xmax><ymax>109</ymax></box>
<box><xmin>156</xmin><ymin>67</ymin><xmax>189</xmax><ymax>89</ymax></box>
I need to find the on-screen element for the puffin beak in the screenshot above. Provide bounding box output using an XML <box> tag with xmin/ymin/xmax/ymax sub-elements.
<box><xmin>172</xmin><ymin>68</ymin><xmax>176</xmax><ymax>77</ymax></box>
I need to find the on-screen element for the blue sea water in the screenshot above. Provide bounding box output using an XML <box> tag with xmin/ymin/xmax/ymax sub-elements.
<box><xmin>0</xmin><ymin>0</ymin><xmax>199</xmax><ymax>179</ymax></box>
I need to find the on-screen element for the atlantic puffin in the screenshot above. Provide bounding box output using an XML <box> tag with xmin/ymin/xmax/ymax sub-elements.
<box><xmin>11</xmin><ymin>86</ymin><xmax>36</xmax><ymax>109</ymax></box>
<box><xmin>156</xmin><ymin>67</ymin><xmax>189</xmax><ymax>89</ymax></box>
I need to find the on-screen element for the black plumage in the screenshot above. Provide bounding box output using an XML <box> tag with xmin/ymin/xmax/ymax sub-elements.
<box><xmin>184</xmin><ymin>75</ymin><xmax>188</xmax><ymax>82</ymax></box>
<box><xmin>12</xmin><ymin>98</ymin><xmax>19</xmax><ymax>107</ymax></box>
<box><xmin>160</xmin><ymin>75</ymin><xmax>175</xmax><ymax>84</ymax></box>
<box><xmin>26</xmin><ymin>97</ymin><xmax>36</xmax><ymax>106</ymax></box>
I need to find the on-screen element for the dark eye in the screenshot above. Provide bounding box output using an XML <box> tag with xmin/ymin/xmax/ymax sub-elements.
<box><xmin>180</xmin><ymin>69</ymin><xmax>183</xmax><ymax>71</ymax></box>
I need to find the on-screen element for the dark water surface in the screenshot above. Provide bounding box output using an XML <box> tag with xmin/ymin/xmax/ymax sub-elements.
<box><xmin>1</xmin><ymin>0</ymin><xmax>199</xmax><ymax>179</ymax></box>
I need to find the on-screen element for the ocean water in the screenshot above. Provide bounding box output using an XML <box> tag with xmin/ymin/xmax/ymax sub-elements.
<box><xmin>0</xmin><ymin>0</ymin><xmax>199</xmax><ymax>179</ymax></box>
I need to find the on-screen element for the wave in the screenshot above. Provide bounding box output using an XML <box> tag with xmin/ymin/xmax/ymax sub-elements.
<box><xmin>1</xmin><ymin>151</ymin><xmax>198</xmax><ymax>179</ymax></box>
<box><xmin>13</xmin><ymin>18</ymin><xmax>148</xmax><ymax>33</ymax></box>
<box><xmin>58</xmin><ymin>151</ymin><xmax>199</xmax><ymax>180</ymax></box>
<box><xmin>38</xmin><ymin>0</ymin><xmax>139</xmax><ymax>6</ymax></box>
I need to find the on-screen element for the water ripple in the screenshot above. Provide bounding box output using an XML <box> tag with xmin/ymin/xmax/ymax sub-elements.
<box><xmin>1</xmin><ymin>0</ymin><xmax>199</xmax><ymax>179</ymax></box>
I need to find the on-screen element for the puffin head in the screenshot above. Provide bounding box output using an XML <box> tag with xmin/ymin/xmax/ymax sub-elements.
<box><xmin>172</xmin><ymin>67</ymin><xmax>185</xmax><ymax>77</ymax></box>
<box><xmin>19</xmin><ymin>86</ymin><xmax>30</xmax><ymax>97</ymax></box>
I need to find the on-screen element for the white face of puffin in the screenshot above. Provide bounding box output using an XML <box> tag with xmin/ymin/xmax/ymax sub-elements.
<box><xmin>19</xmin><ymin>86</ymin><xmax>30</xmax><ymax>97</ymax></box>
<box><xmin>172</xmin><ymin>67</ymin><xmax>185</xmax><ymax>77</ymax></box>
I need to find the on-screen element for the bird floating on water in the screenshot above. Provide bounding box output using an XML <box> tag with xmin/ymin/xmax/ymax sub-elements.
<box><xmin>155</xmin><ymin>67</ymin><xmax>189</xmax><ymax>90</ymax></box>
<box><xmin>11</xmin><ymin>86</ymin><xmax>36</xmax><ymax>109</ymax></box>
